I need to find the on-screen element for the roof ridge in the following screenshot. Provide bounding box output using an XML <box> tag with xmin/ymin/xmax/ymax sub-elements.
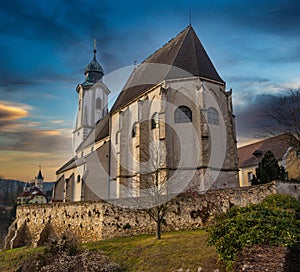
<box><xmin>238</xmin><ymin>138</ymin><xmax>265</xmax><ymax>149</ymax></box>
<box><xmin>192</xmin><ymin>28</ymin><xmax>222</xmax><ymax>81</ymax></box>
<box><xmin>168</xmin><ymin>26</ymin><xmax>192</xmax><ymax>68</ymax></box>
<box><xmin>142</xmin><ymin>25</ymin><xmax>192</xmax><ymax>64</ymax></box>
<box><xmin>110</xmin><ymin>25</ymin><xmax>223</xmax><ymax>112</ymax></box>
<box><xmin>238</xmin><ymin>133</ymin><xmax>294</xmax><ymax>150</ymax></box>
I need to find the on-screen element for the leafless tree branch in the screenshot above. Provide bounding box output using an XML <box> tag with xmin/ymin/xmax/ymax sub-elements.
<box><xmin>257</xmin><ymin>88</ymin><xmax>300</xmax><ymax>144</ymax></box>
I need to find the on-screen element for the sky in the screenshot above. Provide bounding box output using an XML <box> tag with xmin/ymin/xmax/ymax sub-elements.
<box><xmin>1</xmin><ymin>0</ymin><xmax>300</xmax><ymax>181</ymax></box>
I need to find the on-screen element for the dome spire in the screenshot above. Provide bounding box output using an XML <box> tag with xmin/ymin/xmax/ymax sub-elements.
<box><xmin>82</xmin><ymin>39</ymin><xmax>104</xmax><ymax>86</ymax></box>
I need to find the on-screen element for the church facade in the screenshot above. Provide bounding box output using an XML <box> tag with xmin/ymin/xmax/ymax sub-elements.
<box><xmin>53</xmin><ymin>26</ymin><xmax>239</xmax><ymax>202</ymax></box>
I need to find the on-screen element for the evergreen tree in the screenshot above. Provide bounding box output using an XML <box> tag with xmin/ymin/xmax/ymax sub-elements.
<box><xmin>252</xmin><ymin>150</ymin><xmax>285</xmax><ymax>184</ymax></box>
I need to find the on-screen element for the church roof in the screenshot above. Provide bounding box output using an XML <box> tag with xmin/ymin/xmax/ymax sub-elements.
<box><xmin>82</xmin><ymin>47</ymin><xmax>104</xmax><ymax>86</ymax></box>
<box><xmin>111</xmin><ymin>25</ymin><xmax>223</xmax><ymax>112</ymax></box>
<box><xmin>56</xmin><ymin>115</ymin><xmax>109</xmax><ymax>175</ymax></box>
<box><xmin>238</xmin><ymin>133</ymin><xmax>299</xmax><ymax>168</ymax></box>
<box><xmin>85</xmin><ymin>55</ymin><xmax>103</xmax><ymax>75</ymax></box>
<box><xmin>37</xmin><ymin>169</ymin><xmax>43</xmax><ymax>180</ymax></box>
<box><xmin>56</xmin><ymin>156</ymin><xmax>86</xmax><ymax>175</ymax></box>
<box><xmin>76</xmin><ymin>114</ymin><xmax>110</xmax><ymax>152</ymax></box>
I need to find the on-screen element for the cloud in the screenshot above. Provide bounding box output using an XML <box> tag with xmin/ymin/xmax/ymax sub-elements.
<box><xmin>49</xmin><ymin>120</ymin><xmax>65</xmax><ymax>125</ymax></box>
<box><xmin>0</xmin><ymin>128</ymin><xmax>72</xmax><ymax>154</ymax></box>
<box><xmin>235</xmin><ymin>93</ymin><xmax>278</xmax><ymax>140</ymax></box>
<box><xmin>0</xmin><ymin>101</ymin><xmax>31</xmax><ymax>131</ymax></box>
<box><xmin>0</xmin><ymin>100</ymin><xmax>72</xmax><ymax>155</ymax></box>
<box><xmin>218</xmin><ymin>0</ymin><xmax>300</xmax><ymax>37</ymax></box>
<box><xmin>0</xmin><ymin>101</ymin><xmax>30</xmax><ymax>120</ymax></box>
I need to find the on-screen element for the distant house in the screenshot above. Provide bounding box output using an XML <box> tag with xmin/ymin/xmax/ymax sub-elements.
<box><xmin>17</xmin><ymin>186</ymin><xmax>47</xmax><ymax>205</ymax></box>
<box><xmin>238</xmin><ymin>133</ymin><xmax>300</xmax><ymax>186</ymax></box>
<box><xmin>16</xmin><ymin>167</ymin><xmax>48</xmax><ymax>205</ymax></box>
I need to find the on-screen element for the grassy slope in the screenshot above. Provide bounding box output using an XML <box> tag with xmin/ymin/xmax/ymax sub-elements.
<box><xmin>0</xmin><ymin>229</ymin><xmax>225</xmax><ymax>272</ymax></box>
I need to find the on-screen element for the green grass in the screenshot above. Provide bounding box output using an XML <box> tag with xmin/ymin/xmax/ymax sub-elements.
<box><xmin>85</xmin><ymin>229</ymin><xmax>224</xmax><ymax>271</ymax></box>
<box><xmin>0</xmin><ymin>246</ymin><xmax>43</xmax><ymax>271</ymax></box>
<box><xmin>0</xmin><ymin>229</ymin><xmax>225</xmax><ymax>272</ymax></box>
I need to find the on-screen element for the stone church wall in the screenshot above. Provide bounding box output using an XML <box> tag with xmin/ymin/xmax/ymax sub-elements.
<box><xmin>5</xmin><ymin>182</ymin><xmax>277</xmax><ymax>249</ymax></box>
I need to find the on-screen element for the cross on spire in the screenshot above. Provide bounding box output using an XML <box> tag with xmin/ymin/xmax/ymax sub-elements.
<box><xmin>93</xmin><ymin>38</ymin><xmax>97</xmax><ymax>59</ymax></box>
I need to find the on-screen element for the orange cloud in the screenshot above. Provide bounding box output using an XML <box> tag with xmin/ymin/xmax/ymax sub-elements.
<box><xmin>0</xmin><ymin>101</ymin><xmax>30</xmax><ymax>121</ymax></box>
<box><xmin>0</xmin><ymin>101</ymin><xmax>74</xmax><ymax>181</ymax></box>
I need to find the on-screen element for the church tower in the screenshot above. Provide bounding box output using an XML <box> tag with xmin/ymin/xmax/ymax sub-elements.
<box><xmin>35</xmin><ymin>165</ymin><xmax>44</xmax><ymax>191</ymax></box>
<box><xmin>73</xmin><ymin>41</ymin><xmax>110</xmax><ymax>151</ymax></box>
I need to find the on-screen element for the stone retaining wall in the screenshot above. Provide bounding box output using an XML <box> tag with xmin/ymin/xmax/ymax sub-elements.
<box><xmin>4</xmin><ymin>182</ymin><xmax>276</xmax><ymax>249</ymax></box>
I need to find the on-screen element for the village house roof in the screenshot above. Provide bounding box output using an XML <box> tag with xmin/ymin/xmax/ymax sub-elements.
<box><xmin>238</xmin><ymin>133</ymin><xmax>299</xmax><ymax>168</ymax></box>
<box><xmin>110</xmin><ymin>25</ymin><xmax>224</xmax><ymax>113</ymax></box>
<box><xmin>18</xmin><ymin>186</ymin><xmax>46</xmax><ymax>199</ymax></box>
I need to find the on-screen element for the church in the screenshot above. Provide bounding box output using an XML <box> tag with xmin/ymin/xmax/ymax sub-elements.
<box><xmin>53</xmin><ymin>26</ymin><xmax>239</xmax><ymax>202</ymax></box>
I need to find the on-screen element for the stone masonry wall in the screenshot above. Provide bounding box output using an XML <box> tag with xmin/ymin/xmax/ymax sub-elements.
<box><xmin>5</xmin><ymin>182</ymin><xmax>276</xmax><ymax>249</ymax></box>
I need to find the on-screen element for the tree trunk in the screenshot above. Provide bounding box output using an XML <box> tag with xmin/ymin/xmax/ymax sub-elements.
<box><xmin>156</xmin><ymin>220</ymin><xmax>161</xmax><ymax>240</ymax></box>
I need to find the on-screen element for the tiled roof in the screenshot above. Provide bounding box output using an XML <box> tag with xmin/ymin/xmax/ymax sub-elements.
<box><xmin>19</xmin><ymin>191</ymin><xmax>31</xmax><ymax>197</ymax></box>
<box><xmin>110</xmin><ymin>25</ymin><xmax>223</xmax><ymax>112</ymax></box>
<box><xmin>76</xmin><ymin>114</ymin><xmax>109</xmax><ymax>152</ymax></box>
<box><xmin>238</xmin><ymin>133</ymin><xmax>299</xmax><ymax>168</ymax></box>
<box><xmin>56</xmin><ymin>157</ymin><xmax>85</xmax><ymax>175</ymax></box>
<box><xmin>56</xmin><ymin>115</ymin><xmax>109</xmax><ymax>175</ymax></box>
<box><xmin>18</xmin><ymin>187</ymin><xmax>46</xmax><ymax>198</ymax></box>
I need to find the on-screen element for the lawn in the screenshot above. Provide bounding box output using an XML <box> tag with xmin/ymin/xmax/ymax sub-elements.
<box><xmin>0</xmin><ymin>229</ymin><xmax>225</xmax><ymax>271</ymax></box>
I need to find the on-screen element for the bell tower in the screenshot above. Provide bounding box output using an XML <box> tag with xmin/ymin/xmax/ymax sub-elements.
<box><xmin>73</xmin><ymin>40</ymin><xmax>110</xmax><ymax>151</ymax></box>
<box><xmin>35</xmin><ymin>165</ymin><xmax>44</xmax><ymax>191</ymax></box>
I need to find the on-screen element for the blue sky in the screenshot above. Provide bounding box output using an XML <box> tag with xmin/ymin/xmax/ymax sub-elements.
<box><xmin>1</xmin><ymin>0</ymin><xmax>300</xmax><ymax>181</ymax></box>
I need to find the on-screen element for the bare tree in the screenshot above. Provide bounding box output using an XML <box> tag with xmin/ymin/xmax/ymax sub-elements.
<box><xmin>137</xmin><ymin>140</ymin><xmax>173</xmax><ymax>240</ymax></box>
<box><xmin>142</xmin><ymin>168</ymin><xmax>172</xmax><ymax>240</ymax></box>
<box><xmin>258</xmin><ymin>88</ymin><xmax>300</xmax><ymax>142</ymax></box>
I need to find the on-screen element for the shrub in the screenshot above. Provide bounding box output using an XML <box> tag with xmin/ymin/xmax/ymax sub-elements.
<box><xmin>208</xmin><ymin>194</ymin><xmax>300</xmax><ymax>269</ymax></box>
<box><xmin>18</xmin><ymin>233</ymin><xmax>123</xmax><ymax>272</ymax></box>
<box><xmin>44</xmin><ymin>232</ymin><xmax>79</xmax><ymax>256</ymax></box>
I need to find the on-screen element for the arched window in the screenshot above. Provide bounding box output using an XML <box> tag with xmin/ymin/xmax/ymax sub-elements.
<box><xmin>174</xmin><ymin>106</ymin><xmax>192</xmax><ymax>123</ymax></box>
<box><xmin>132</xmin><ymin>122</ymin><xmax>137</xmax><ymax>138</ymax></box>
<box><xmin>115</xmin><ymin>131</ymin><xmax>120</xmax><ymax>144</ymax></box>
<box><xmin>151</xmin><ymin>112</ymin><xmax>159</xmax><ymax>129</ymax></box>
<box><xmin>96</xmin><ymin>97</ymin><xmax>102</xmax><ymax>110</ymax></box>
<box><xmin>77</xmin><ymin>175</ymin><xmax>81</xmax><ymax>183</ymax></box>
<box><xmin>207</xmin><ymin>107</ymin><xmax>219</xmax><ymax>125</ymax></box>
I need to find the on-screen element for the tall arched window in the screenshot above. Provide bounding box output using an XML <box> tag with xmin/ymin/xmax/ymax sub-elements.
<box><xmin>96</xmin><ymin>97</ymin><xmax>102</xmax><ymax>110</ymax></box>
<box><xmin>132</xmin><ymin>122</ymin><xmax>137</xmax><ymax>138</ymax></box>
<box><xmin>151</xmin><ymin>112</ymin><xmax>159</xmax><ymax>129</ymax></box>
<box><xmin>174</xmin><ymin>106</ymin><xmax>192</xmax><ymax>123</ymax></box>
<box><xmin>207</xmin><ymin>107</ymin><xmax>219</xmax><ymax>125</ymax></box>
<box><xmin>115</xmin><ymin>131</ymin><xmax>120</xmax><ymax>144</ymax></box>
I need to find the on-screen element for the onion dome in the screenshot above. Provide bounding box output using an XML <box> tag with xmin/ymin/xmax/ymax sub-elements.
<box><xmin>83</xmin><ymin>41</ymin><xmax>104</xmax><ymax>86</ymax></box>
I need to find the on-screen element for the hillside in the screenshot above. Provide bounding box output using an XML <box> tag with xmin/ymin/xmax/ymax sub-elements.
<box><xmin>0</xmin><ymin>179</ymin><xmax>54</xmax><ymax>249</ymax></box>
<box><xmin>0</xmin><ymin>179</ymin><xmax>24</xmax><ymax>206</ymax></box>
<box><xmin>0</xmin><ymin>229</ymin><xmax>225</xmax><ymax>271</ymax></box>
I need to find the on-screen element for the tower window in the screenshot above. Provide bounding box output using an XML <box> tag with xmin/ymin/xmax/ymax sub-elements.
<box><xmin>174</xmin><ymin>106</ymin><xmax>192</xmax><ymax>123</ymax></box>
<box><xmin>96</xmin><ymin>97</ymin><xmax>102</xmax><ymax>110</ymax></box>
<box><xmin>151</xmin><ymin>112</ymin><xmax>159</xmax><ymax>129</ymax></box>
<box><xmin>116</xmin><ymin>131</ymin><xmax>120</xmax><ymax>144</ymax></box>
<box><xmin>207</xmin><ymin>107</ymin><xmax>219</xmax><ymax>125</ymax></box>
<box><xmin>132</xmin><ymin>122</ymin><xmax>137</xmax><ymax>138</ymax></box>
